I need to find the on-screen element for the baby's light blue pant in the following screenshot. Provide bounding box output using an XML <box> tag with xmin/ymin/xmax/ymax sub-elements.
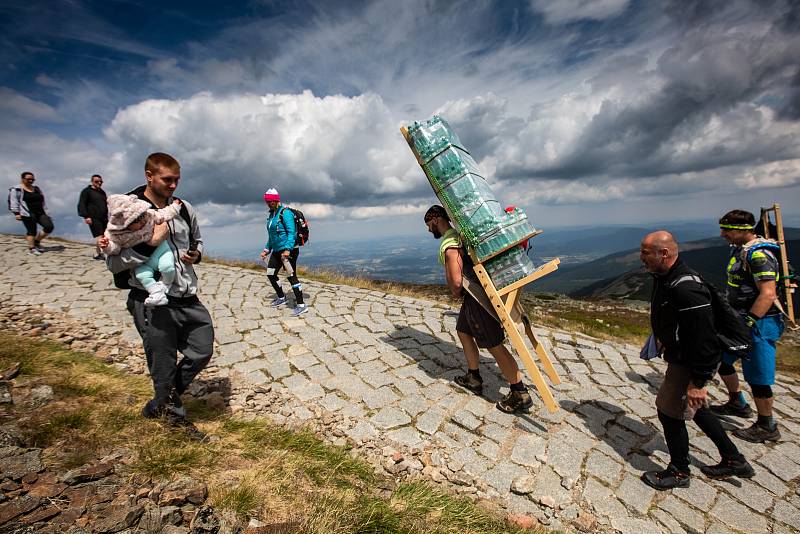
<box><xmin>134</xmin><ymin>240</ymin><xmax>176</xmax><ymax>290</ymax></box>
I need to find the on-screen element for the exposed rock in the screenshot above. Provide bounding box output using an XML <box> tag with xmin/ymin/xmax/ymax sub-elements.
<box><xmin>91</xmin><ymin>504</ymin><xmax>144</xmax><ymax>533</ymax></box>
<box><xmin>0</xmin><ymin>450</ymin><xmax>43</xmax><ymax>480</ymax></box>
<box><xmin>510</xmin><ymin>474</ymin><xmax>536</xmax><ymax>495</ymax></box>
<box><xmin>0</xmin><ymin>495</ymin><xmax>41</xmax><ymax>525</ymax></box>
<box><xmin>0</xmin><ymin>382</ymin><xmax>12</xmax><ymax>405</ymax></box>
<box><xmin>159</xmin><ymin>476</ymin><xmax>208</xmax><ymax>506</ymax></box>
<box><xmin>20</xmin><ymin>504</ymin><xmax>61</xmax><ymax>524</ymax></box>
<box><xmin>61</xmin><ymin>462</ymin><xmax>114</xmax><ymax>484</ymax></box>
<box><xmin>507</xmin><ymin>513</ymin><xmax>538</xmax><ymax>529</ymax></box>
<box><xmin>0</xmin><ymin>363</ymin><xmax>20</xmax><ymax>381</ymax></box>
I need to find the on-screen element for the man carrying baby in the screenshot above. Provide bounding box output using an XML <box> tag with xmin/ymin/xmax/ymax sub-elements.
<box><xmin>102</xmin><ymin>152</ymin><xmax>214</xmax><ymax>437</ymax></box>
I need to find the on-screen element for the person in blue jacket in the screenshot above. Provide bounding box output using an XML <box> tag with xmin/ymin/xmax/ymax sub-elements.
<box><xmin>260</xmin><ymin>188</ymin><xmax>307</xmax><ymax>316</ymax></box>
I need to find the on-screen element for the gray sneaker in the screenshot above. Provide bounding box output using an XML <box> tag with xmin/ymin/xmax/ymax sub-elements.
<box><xmin>270</xmin><ymin>296</ymin><xmax>287</xmax><ymax>307</ymax></box>
<box><xmin>292</xmin><ymin>304</ymin><xmax>308</xmax><ymax>317</ymax></box>
<box><xmin>733</xmin><ymin>422</ymin><xmax>781</xmax><ymax>443</ymax></box>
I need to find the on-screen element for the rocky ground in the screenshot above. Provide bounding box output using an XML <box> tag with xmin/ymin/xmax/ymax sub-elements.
<box><xmin>2</xmin><ymin>234</ymin><xmax>800</xmax><ymax>533</ymax></box>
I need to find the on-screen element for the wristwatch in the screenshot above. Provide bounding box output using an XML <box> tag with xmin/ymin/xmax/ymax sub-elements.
<box><xmin>691</xmin><ymin>377</ymin><xmax>707</xmax><ymax>389</ymax></box>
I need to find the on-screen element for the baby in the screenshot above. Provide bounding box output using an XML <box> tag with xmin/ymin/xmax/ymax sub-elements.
<box><xmin>102</xmin><ymin>194</ymin><xmax>182</xmax><ymax>306</ymax></box>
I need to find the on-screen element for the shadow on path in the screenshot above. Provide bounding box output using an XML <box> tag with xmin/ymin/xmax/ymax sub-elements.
<box><xmin>562</xmin><ymin>398</ymin><xmax>663</xmax><ymax>472</ymax></box>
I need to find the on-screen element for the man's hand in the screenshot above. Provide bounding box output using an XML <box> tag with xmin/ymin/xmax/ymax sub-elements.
<box><xmin>686</xmin><ymin>383</ymin><xmax>707</xmax><ymax>410</ymax></box>
<box><xmin>147</xmin><ymin>222</ymin><xmax>168</xmax><ymax>246</ymax></box>
<box><xmin>84</xmin><ymin>217</ymin><xmax>92</xmax><ymax>225</ymax></box>
<box><xmin>281</xmin><ymin>249</ymin><xmax>290</xmax><ymax>259</ymax></box>
<box><xmin>14</xmin><ymin>214</ymin><xmax>21</xmax><ymax>221</ymax></box>
<box><xmin>181</xmin><ymin>250</ymin><xmax>200</xmax><ymax>264</ymax></box>
<box><xmin>96</xmin><ymin>235</ymin><xmax>109</xmax><ymax>250</ymax></box>
<box><xmin>260</xmin><ymin>249</ymin><xmax>269</xmax><ymax>261</ymax></box>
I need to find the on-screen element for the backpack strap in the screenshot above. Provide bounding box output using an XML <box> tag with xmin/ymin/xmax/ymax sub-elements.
<box><xmin>668</xmin><ymin>274</ymin><xmax>712</xmax><ymax>312</ymax></box>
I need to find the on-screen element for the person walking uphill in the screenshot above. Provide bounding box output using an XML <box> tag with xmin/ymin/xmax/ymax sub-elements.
<box><xmin>102</xmin><ymin>152</ymin><xmax>214</xmax><ymax>438</ymax></box>
<box><xmin>8</xmin><ymin>171</ymin><xmax>54</xmax><ymax>255</ymax></box>
<box><xmin>260</xmin><ymin>188</ymin><xmax>307</xmax><ymax>317</ymax></box>
<box><xmin>424</xmin><ymin>205</ymin><xmax>532</xmax><ymax>413</ymax></box>
<box><xmin>640</xmin><ymin>231</ymin><xmax>753</xmax><ymax>490</ymax></box>
<box><xmin>77</xmin><ymin>174</ymin><xmax>108</xmax><ymax>260</ymax></box>
<box><xmin>711</xmin><ymin>209</ymin><xmax>785</xmax><ymax>443</ymax></box>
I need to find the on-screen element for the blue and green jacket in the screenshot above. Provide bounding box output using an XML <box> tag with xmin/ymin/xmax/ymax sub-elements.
<box><xmin>265</xmin><ymin>205</ymin><xmax>296</xmax><ymax>253</ymax></box>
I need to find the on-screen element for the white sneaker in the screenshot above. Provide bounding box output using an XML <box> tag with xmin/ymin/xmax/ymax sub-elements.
<box><xmin>291</xmin><ymin>304</ymin><xmax>308</xmax><ymax>317</ymax></box>
<box><xmin>27</xmin><ymin>248</ymin><xmax>42</xmax><ymax>256</ymax></box>
<box><xmin>144</xmin><ymin>282</ymin><xmax>169</xmax><ymax>307</ymax></box>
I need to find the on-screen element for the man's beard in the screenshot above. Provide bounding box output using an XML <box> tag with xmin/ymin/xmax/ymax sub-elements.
<box><xmin>431</xmin><ymin>229</ymin><xmax>442</xmax><ymax>239</ymax></box>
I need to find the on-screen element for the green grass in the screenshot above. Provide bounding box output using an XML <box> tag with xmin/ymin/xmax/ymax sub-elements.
<box><xmin>0</xmin><ymin>330</ymin><xmax>541</xmax><ymax>534</ymax></box>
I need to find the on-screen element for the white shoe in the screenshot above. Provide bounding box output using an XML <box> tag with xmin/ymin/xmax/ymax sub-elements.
<box><xmin>144</xmin><ymin>282</ymin><xmax>169</xmax><ymax>306</ymax></box>
<box><xmin>27</xmin><ymin>248</ymin><xmax>42</xmax><ymax>256</ymax></box>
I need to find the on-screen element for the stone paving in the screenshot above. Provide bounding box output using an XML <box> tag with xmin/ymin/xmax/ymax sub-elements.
<box><xmin>2</xmin><ymin>234</ymin><xmax>800</xmax><ymax>533</ymax></box>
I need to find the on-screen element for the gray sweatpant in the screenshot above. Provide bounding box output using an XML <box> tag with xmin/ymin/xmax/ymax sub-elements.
<box><xmin>127</xmin><ymin>296</ymin><xmax>214</xmax><ymax>405</ymax></box>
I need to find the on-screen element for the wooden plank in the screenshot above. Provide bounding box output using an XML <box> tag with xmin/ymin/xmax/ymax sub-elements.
<box><xmin>523</xmin><ymin>317</ymin><xmax>561</xmax><ymax>385</ymax></box>
<box><xmin>474</xmin><ymin>263</ymin><xmax>559</xmax><ymax>412</ymax></box>
<box><xmin>497</xmin><ymin>258</ymin><xmax>561</xmax><ymax>296</ymax></box>
<box><xmin>773</xmin><ymin>204</ymin><xmax>798</xmax><ymax>329</ymax></box>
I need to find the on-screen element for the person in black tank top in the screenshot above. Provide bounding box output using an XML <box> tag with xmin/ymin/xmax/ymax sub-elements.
<box><xmin>8</xmin><ymin>172</ymin><xmax>54</xmax><ymax>255</ymax></box>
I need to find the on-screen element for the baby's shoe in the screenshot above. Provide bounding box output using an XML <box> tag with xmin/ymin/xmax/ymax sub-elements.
<box><xmin>144</xmin><ymin>282</ymin><xmax>169</xmax><ymax>307</ymax></box>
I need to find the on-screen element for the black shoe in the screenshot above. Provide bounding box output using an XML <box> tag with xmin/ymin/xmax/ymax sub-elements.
<box><xmin>454</xmin><ymin>372</ymin><xmax>483</xmax><ymax>395</ymax></box>
<box><xmin>496</xmin><ymin>389</ymin><xmax>533</xmax><ymax>414</ymax></box>
<box><xmin>733</xmin><ymin>421</ymin><xmax>781</xmax><ymax>443</ymax></box>
<box><xmin>641</xmin><ymin>464</ymin><xmax>690</xmax><ymax>490</ymax></box>
<box><xmin>142</xmin><ymin>399</ymin><xmax>166</xmax><ymax>419</ymax></box>
<box><xmin>700</xmin><ymin>457</ymin><xmax>755</xmax><ymax>479</ymax></box>
<box><xmin>710</xmin><ymin>400</ymin><xmax>754</xmax><ymax>418</ymax></box>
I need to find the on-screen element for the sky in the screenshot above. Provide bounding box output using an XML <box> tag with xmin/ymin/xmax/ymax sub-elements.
<box><xmin>1</xmin><ymin>0</ymin><xmax>799</xmax><ymax>255</ymax></box>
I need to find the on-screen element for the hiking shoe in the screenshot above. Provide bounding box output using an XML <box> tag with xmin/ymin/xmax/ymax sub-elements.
<box><xmin>710</xmin><ymin>400</ymin><xmax>754</xmax><ymax>418</ymax></box>
<box><xmin>291</xmin><ymin>303</ymin><xmax>308</xmax><ymax>317</ymax></box>
<box><xmin>641</xmin><ymin>464</ymin><xmax>690</xmax><ymax>490</ymax></box>
<box><xmin>270</xmin><ymin>296</ymin><xmax>287</xmax><ymax>307</ymax></box>
<box><xmin>27</xmin><ymin>248</ymin><xmax>41</xmax><ymax>256</ymax></box>
<box><xmin>454</xmin><ymin>372</ymin><xmax>483</xmax><ymax>395</ymax></box>
<box><xmin>700</xmin><ymin>457</ymin><xmax>755</xmax><ymax>479</ymax></box>
<box><xmin>34</xmin><ymin>241</ymin><xmax>44</xmax><ymax>252</ymax></box>
<box><xmin>141</xmin><ymin>399</ymin><xmax>166</xmax><ymax>419</ymax></box>
<box><xmin>733</xmin><ymin>422</ymin><xmax>781</xmax><ymax>443</ymax></box>
<box><xmin>169</xmin><ymin>391</ymin><xmax>186</xmax><ymax>418</ymax></box>
<box><xmin>496</xmin><ymin>389</ymin><xmax>533</xmax><ymax>414</ymax></box>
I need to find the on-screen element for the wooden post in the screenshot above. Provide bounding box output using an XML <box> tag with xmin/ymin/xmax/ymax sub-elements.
<box><xmin>762</xmin><ymin>204</ymin><xmax>797</xmax><ymax>329</ymax></box>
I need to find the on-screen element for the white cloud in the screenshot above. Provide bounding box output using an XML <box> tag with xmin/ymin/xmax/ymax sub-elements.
<box><xmin>529</xmin><ymin>0</ymin><xmax>630</xmax><ymax>24</ymax></box>
<box><xmin>0</xmin><ymin>88</ymin><xmax>62</xmax><ymax>123</ymax></box>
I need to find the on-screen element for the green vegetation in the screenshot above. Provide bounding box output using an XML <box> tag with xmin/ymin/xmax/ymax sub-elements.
<box><xmin>0</xmin><ymin>331</ymin><xmax>540</xmax><ymax>533</ymax></box>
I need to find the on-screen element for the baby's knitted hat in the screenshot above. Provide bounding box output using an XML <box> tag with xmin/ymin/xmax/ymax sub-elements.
<box><xmin>263</xmin><ymin>188</ymin><xmax>280</xmax><ymax>202</ymax></box>
<box><xmin>106</xmin><ymin>194</ymin><xmax>151</xmax><ymax>231</ymax></box>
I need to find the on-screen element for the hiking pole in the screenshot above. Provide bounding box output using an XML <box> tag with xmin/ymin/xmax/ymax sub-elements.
<box><xmin>761</xmin><ymin>204</ymin><xmax>798</xmax><ymax>330</ymax></box>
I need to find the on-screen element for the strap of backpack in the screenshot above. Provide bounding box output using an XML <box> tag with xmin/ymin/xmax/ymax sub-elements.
<box><xmin>177</xmin><ymin>199</ymin><xmax>194</xmax><ymax>244</ymax></box>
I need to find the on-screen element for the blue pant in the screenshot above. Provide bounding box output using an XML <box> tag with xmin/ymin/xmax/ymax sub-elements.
<box><xmin>722</xmin><ymin>315</ymin><xmax>784</xmax><ymax>385</ymax></box>
<box><xmin>134</xmin><ymin>240</ymin><xmax>176</xmax><ymax>290</ymax></box>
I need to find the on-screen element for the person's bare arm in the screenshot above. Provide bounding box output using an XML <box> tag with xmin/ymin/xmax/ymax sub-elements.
<box><xmin>444</xmin><ymin>248</ymin><xmax>463</xmax><ymax>298</ymax></box>
<box><xmin>751</xmin><ymin>279</ymin><xmax>777</xmax><ymax>318</ymax></box>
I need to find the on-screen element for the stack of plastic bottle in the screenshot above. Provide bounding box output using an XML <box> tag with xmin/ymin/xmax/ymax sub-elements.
<box><xmin>406</xmin><ymin>115</ymin><xmax>538</xmax><ymax>288</ymax></box>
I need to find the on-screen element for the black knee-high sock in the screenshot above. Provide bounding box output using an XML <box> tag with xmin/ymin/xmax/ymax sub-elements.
<box><xmin>288</xmin><ymin>276</ymin><xmax>304</xmax><ymax>305</ymax></box>
<box><xmin>693</xmin><ymin>407</ymin><xmax>741</xmax><ymax>460</ymax></box>
<box><xmin>658</xmin><ymin>410</ymin><xmax>691</xmax><ymax>473</ymax></box>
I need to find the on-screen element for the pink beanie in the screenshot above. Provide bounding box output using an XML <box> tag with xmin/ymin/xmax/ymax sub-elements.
<box><xmin>263</xmin><ymin>188</ymin><xmax>280</xmax><ymax>202</ymax></box>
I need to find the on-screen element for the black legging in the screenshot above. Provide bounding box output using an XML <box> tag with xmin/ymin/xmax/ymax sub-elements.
<box><xmin>21</xmin><ymin>213</ymin><xmax>54</xmax><ymax>236</ymax></box>
<box><xmin>266</xmin><ymin>249</ymin><xmax>303</xmax><ymax>305</ymax></box>
<box><xmin>658</xmin><ymin>408</ymin><xmax>741</xmax><ymax>473</ymax></box>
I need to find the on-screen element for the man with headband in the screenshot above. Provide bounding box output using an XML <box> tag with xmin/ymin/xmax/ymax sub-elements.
<box><xmin>424</xmin><ymin>205</ymin><xmax>533</xmax><ymax>413</ymax></box>
<box><xmin>711</xmin><ymin>209</ymin><xmax>784</xmax><ymax>442</ymax></box>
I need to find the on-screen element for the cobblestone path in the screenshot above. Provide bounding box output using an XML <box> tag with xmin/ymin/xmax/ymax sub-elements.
<box><xmin>2</xmin><ymin>235</ymin><xmax>800</xmax><ymax>533</ymax></box>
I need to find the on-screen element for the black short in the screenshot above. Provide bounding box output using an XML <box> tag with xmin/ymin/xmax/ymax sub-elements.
<box><xmin>456</xmin><ymin>293</ymin><xmax>505</xmax><ymax>349</ymax></box>
<box><xmin>21</xmin><ymin>213</ymin><xmax>54</xmax><ymax>236</ymax></box>
<box><xmin>267</xmin><ymin>248</ymin><xmax>299</xmax><ymax>275</ymax></box>
<box><xmin>88</xmin><ymin>219</ymin><xmax>107</xmax><ymax>238</ymax></box>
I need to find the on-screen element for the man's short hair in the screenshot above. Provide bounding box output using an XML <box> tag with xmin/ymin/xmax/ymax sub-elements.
<box><xmin>91</xmin><ymin>174</ymin><xmax>102</xmax><ymax>180</ymax></box>
<box><xmin>145</xmin><ymin>153</ymin><xmax>180</xmax><ymax>174</ymax></box>
<box><xmin>719</xmin><ymin>209</ymin><xmax>755</xmax><ymax>229</ymax></box>
<box><xmin>424</xmin><ymin>205</ymin><xmax>450</xmax><ymax>223</ymax></box>
<box><xmin>20</xmin><ymin>171</ymin><xmax>33</xmax><ymax>179</ymax></box>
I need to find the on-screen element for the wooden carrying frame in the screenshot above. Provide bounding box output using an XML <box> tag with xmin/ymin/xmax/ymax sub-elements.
<box><xmin>401</xmin><ymin>126</ymin><xmax>563</xmax><ymax>412</ymax></box>
<box><xmin>760</xmin><ymin>203</ymin><xmax>798</xmax><ymax>330</ymax></box>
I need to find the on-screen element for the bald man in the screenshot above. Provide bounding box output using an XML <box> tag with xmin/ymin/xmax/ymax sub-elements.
<box><xmin>639</xmin><ymin>231</ymin><xmax>753</xmax><ymax>489</ymax></box>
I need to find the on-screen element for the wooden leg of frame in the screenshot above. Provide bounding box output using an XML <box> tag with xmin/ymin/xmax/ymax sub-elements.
<box><xmin>523</xmin><ymin>317</ymin><xmax>561</xmax><ymax>385</ymax></box>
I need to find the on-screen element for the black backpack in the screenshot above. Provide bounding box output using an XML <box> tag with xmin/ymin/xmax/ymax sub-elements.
<box><xmin>279</xmin><ymin>206</ymin><xmax>309</xmax><ymax>247</ymax></box>
<box><xmin>669</xmin><ymin>274</ymin><xmax>752</xmax><ymax>359</ymax></box>
<box><xmin>112</xmin><ymin>201</ymin><xmax>194</xmax><ymax>289</ymax></box>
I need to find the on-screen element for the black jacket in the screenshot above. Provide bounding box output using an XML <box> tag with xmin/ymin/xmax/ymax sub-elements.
<box><xmin>77</xmin><ymin>185</ymin><xmax>108</xmax><ymax>221</ymax></box>
<box><xmin>650</xmin><ymin>257</ymin><xmax>721</xmax><ymax>383</ymax></box>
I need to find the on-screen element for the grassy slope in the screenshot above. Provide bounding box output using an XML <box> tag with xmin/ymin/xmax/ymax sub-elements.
<box><xmin>0</xmin><ymin>331</ymin><xmax>540</xmax><ymax>534</ymax></box>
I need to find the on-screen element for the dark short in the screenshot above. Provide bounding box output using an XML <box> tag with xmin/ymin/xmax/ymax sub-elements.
<box><xmin>655</xmin><ymin>363</ymin><xmax>708</xmax><ymax>421</ymax></box>
<box><xmin>20</xmin><ymin>213</ymin><xmax>54</xmax><ymax>236</ymax></box>
<box><xmin>88</xmin><ymin>219</ymin><xmax>108</xmax><ymax>238</ymax></box>
<box><xmin>456</xmin><ymin>292</ymin><xmax>505</xmax><ymax>349</ymax></box>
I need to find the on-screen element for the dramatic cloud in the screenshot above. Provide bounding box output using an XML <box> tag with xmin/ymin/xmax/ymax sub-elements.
<box><xmin>529</xmin><ymin>0</ymin><xmax>631</xmax><ymax>24</ymax></box>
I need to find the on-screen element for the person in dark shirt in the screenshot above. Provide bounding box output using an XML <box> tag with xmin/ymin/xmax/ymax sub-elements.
<box><xmin>77</xmin><ymin>174</ymin><xmax>108</xmax><ymax>260</ymax></box>
<box><xmin>711</xmin><ymin>210</ymin><xmax>785</xmax><ymax>442</ymax></box>
<box><xmin>639</xmin><ymin>231</ymin><xmax>753</xmax><ymax>490</ymax></box>
<box><xmin>7</xmin><ymin>171</ymin><xmax>54</xmax><ymax>255</ymax></box>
